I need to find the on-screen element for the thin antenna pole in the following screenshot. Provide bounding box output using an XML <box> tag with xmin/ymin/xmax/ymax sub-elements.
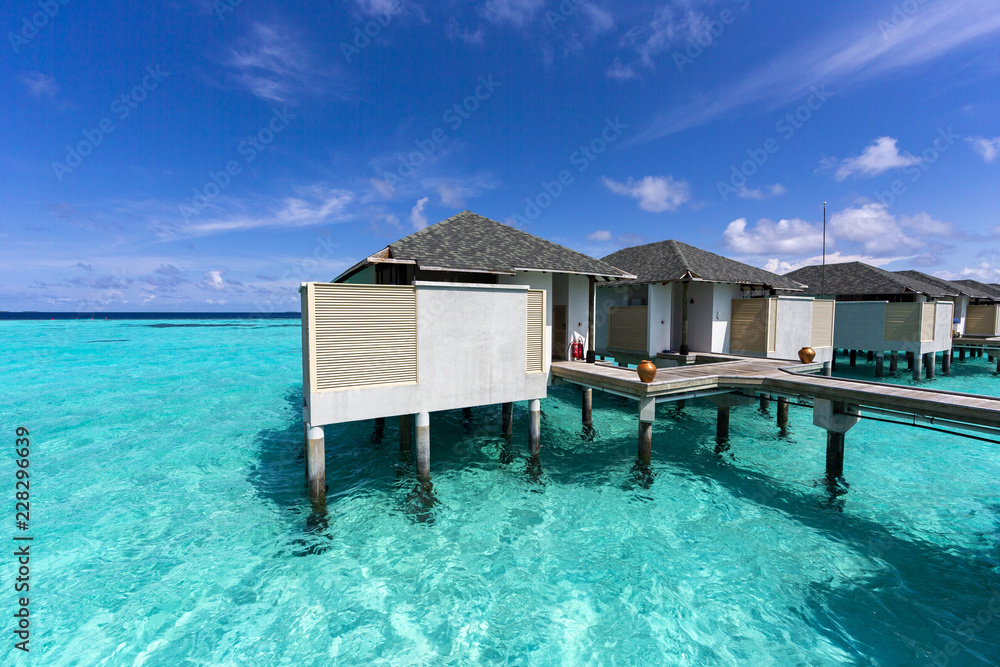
<box><xmin>822</xmin><ymin>201</ymin><xmax>827</xmax><ymax>299</ymax></box>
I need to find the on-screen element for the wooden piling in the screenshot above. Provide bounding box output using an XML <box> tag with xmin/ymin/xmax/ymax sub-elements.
<box><xmin>996</xmin><ymin>355</ymin><xmax>1000</xmax><ymax>374</ymax></box>
<box><xmin>415</xmin><ymin>412</ymin><xmax>430</xmax><ymax>481</ymax></box>
<box><xmin>582</xmin><ymin>388</ymin><xmax>593</xmax><ymax>427</ymax></box>
<box><xmin>942</xmin><ymin>349</ymin><xmax>952</xmax><ymax>375</ymax></box>
<box><xmin>501</xmin><ymin>402</ymin><xmax>513</xmax><ymax>437</ymax></box>
<box><xmin>306</xmin><ymin>425</ymin><xmax>326</xmax><ymax>502</ymax></box>
<box><xmin>959</xmin><ymin>348</ymin><xmax>966</xmax><ymax>360</ymax></box>
<box><xmin>907</xmin><ymin>351</ymin><xmax>914</xmax><ymax>370</ymax></box>
<box><xmin>463</xmin><ymin>407</ymin><xmax>473</xmax><ymax>422</ymax></box>
<box><xmin>716</xmin><ymin>406</ymin><xmax>730</xmax><ymax>441</ymax></box>
<box><xmin>777</xmin><ymin>397</ymin><xmax>789</xmax><ymax>427</ymax></box>
<box><xmin>825</xmin><ymin>431</ymin><xmax>845</xmax><ymax>479</ymax></box>
<box><xmin>849</xmin><ymin>350</ymin><xmax>857</xmax><ymax>367</ymax></box>
<box><xmin>374</xmin><ymin>417</ymin><xmax>385</xmax><ymax>442</ymax></box>
<box><xmin>875</xmin><ymin>353</ymin><xmax>884</xmax><ymax>378</ymax></box>
<box><xmin>867</xmin><ymin>350</ymin><xmax>874</xmax><ymax>363</ymax></box>
<box><xmin>528</xmin><ymin>399</ymin><xmax>541</xmax><ymax>456</ymax></box>
<box><xmin>924</xmin><ymin>352</ymin><xmax>935</xmax><ymax>379</ymax></box>
<box><xmin>890</xmin><ymin>351</ymin><xmax>898</xmax><ymax>373</ymax></box>
<box><xmin>759</xmin><ymin>394</ymin><xmax>770</xmax><ymax>412</ymax></box>
<box><xmin>978</xmin><ymin>348</ymin><xmax>984</xmax><ymax>358</ymax></box>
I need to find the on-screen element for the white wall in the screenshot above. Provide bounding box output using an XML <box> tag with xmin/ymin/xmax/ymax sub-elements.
<box><xmin>566</xmin><ymin>274</ymin><xmax>592</xmax><ymax>356</ymax></box>
<box><xmin>687</xmin><ymin>282</ymin><xmax>716</xmax><ymax>352</ymax></box>
<box><xmin>770</xmin><ymin>297</ymin><xmax>833</xmax><ymax>363</ymax></box>
<box><xmin>499</xmin><ymin>271</ymin><xmax>553</xmax><ymax>365</ymax></box>
<box><xmin>647</xmin><ymin>282</ymin><xmax>672</xmax><ymax>355</ymax></box>
<box><xmin>306</xmin><ymin>282</ymin><xmax>549</xmax><ymax>426</ymax></box>
<box><xmin>833</xmin><ymin>301</ymin><xmax>953</xmax><ymax>354</ymax></box>
<box><xmin>711</xmin><ymin>283</ymin><xmax>741</xmax><ymax>353</ymax></box>
<box><xmin>952</xmin><ymin>297</ymin><xmax>968</xmax><ymax>335</ymax></box>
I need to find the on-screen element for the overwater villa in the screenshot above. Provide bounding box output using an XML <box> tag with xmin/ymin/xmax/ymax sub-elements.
<box><xmin>298</xmin><ymin>211</ymin><xmax>634</xmax><ymax>500</ymax></box>
<box><xmin>595</xmin><ymin>240</ymin><xmax>836</xmax><ymax>371</ymax></box>
<box><xmin>894</xmin><ymin>269</ymin><xmax>998</xmax><ymax>335</ymax></box>
<box><xmin>783</xmin><ymin>262</ymin><xmax>955</xmax><ymax>379</ymax></box>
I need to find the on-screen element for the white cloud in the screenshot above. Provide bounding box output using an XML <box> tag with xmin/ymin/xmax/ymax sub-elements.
<box><xmin>602</xmin><ymin>175</ymin><xmax>691</xmax><ymax>212</ymax></box>
<box><xmin>352</xmin><ymin>0</ymin><xmax>406</xmax><ymax>17</ymax></box>
<box><xmin>203</xmin><ymin>270</ymin><xmax>226</xmax><ymax>290</ymax></box>
<box><xmin>20</xmin><ymin>71</ymin><xmax>58</xmax><ymax>98</ymax></box>
<box><xmin>828</xmin><ymin>203</ymin><xmax>953</xmax><ymax>254</ymax></box>
<box><xmin>482</xmin><ymin>0</ymin><xmax>545</xmax><ymax>25</ymax></box>
<box><xmin>410</xmin><ymin>196</ymin><xmax>430</xmax><ymax>229</ymax></box>
<box><xmin>175</xmin><ymin>185</ymin><xmax>354</xmax><ymax>238</ymax></box>
<box><xmin>724</xmin><ymin>217</ymin><xmax>825</xmax><ymax>255</ymax></box>
<box><xmin>370</xmin><ymin>178</ymin><xmax>395</xmax><ymax>198</ymax></box>
<box><xmin>437</xmin><ymin>182</ymin><xmax>466</xmax><ymax>208</ymax></box>
<box><xmin>968</xmin><ymin>136</ymin><xmax>1000</xmax><ymax>162</ymax></box>
<box><xmin>444</xmin><ymin>18</ymin><xmax>485</xmax><ymax>46</ymax></box>
<box><xmin>581</xmin><ymin>2</ymin><xmax>615</xmax><ymax>33</ymax></box>
<box><xmin>633</xmin><ymin>0</ymin><xmax>1000</xmax><ymax>142</ymax></box>
<box><xmin>621</xmin><ymin>3</ymin><xmax>710</xmax><ymax>68</ymax></box>
<box><xmin>606</xmin><ymin>59</ymin><xmax>638</xmax><ymax>81</ymax></box>
<box><xmin>226</xmin><ymin>23</ymin><xmax>341</xmax><ymax>103</ymax></box>
<box><xmin>833</xmin><ymin>137</ymin><xmax>921</xmax><ymax>180</ymax></box>
<box><xmin>736</xmin><ymin>183</ymin><xmax>787</xmax><ymax>200</ymax></box>
<box><xmin>588</xmin><ymin>230</ymin><xmax>613</xmax><ymax>242</ymax></box>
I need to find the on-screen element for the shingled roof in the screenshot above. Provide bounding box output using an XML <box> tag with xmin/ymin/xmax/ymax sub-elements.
<box><xmin>783</xmin><ymin>262</ymin><xmax>955</xmax><ymax>297</ymax></box>
<box><xmin>954</xmin><ymin>279</ymin><xmax>1000</xmax><ymax>299</ymax></box>
<box><xmin>336</xmin><ymin>211</ymin><xmax>635</xmax><ymax>281</ymax></box>
<box><xmin>895</xmin><ymin>270</ymin><xmax>995</xmax><ymax>299</ymax></box>
<box><xmin>600</xmin><ymin>239</ymin><xmax>806</xmax><ymax>290</ymax></box>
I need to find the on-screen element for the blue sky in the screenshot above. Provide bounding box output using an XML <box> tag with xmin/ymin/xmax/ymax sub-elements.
<box><xmin>2</xmin><ymin>0</ymin><xmax>999</xmax><ymax>312</ymax></box>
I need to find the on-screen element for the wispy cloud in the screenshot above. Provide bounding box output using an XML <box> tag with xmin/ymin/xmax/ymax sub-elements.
<box><xmin>409</xmin><ymin>196</ymin><xmax>429</xmax><ymax>229</ymax></box>
<box><xmin>736</xmin><ymin>183</ymin><xmax>786</xmax><ymax>200</ymax></box>
<box><xmin>226</xmin><ymin>22</ymin><xmax>344</xmax><ymax>103</ymax></box>
<box><xmin>634</xmin><ymin>0</ymin><xmax>1000</xmax><ymax>142</ymax></box>
<box><xmin>968</xmin><ymin>136</ymin><xmax>1000</xmax><ymax>162</ymax></box>
<box><xmin>482</xmin><ymin>0</ymin><xmax>546</xmax><ymax>26</ymax></box>
<box><xmin>602</xmin><ymin>175</ymin><xmax>691</xmax><ymax>212</ymax></box>
<box><xmin>20</xmin><ymin>71</ymin><xmax>58</xmax><ymax>98</ymax></box>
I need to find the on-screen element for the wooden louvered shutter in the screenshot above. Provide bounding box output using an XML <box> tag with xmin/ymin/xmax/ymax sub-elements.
<box><xmin>526</xmin><ymin>290</ymin><xmax>544</xmax><ymax>373</ymax></box>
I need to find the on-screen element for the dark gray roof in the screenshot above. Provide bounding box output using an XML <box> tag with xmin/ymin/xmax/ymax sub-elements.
<box><xmin>895</xmin><ymin>270</ymin><xmax>994</xmax><ymax>299</ymax></box>
<box><xmin>337</xmin><ymin>211</ymin><xmax>634</xmax><ymax>281</ymax></box>
<box><xmin>600</xmin><ymin>239</ymin><xmax>805</xmax><ymax>290</ymax></box>
<box><xmin>954</xmin><ymin>279</ymin><xmax>1000</xmax><ymax>299</ymax></box>
<box><xmin>783</xmin><ymin>262</ymin><xmax>954</xmax><ymax>297</ymax></box>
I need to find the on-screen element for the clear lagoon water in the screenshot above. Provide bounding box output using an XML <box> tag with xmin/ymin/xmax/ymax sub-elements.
<box><xmin>2</xmin><ymin>320</ymin><xmax>999</xmax><ymax>665</ymax></box>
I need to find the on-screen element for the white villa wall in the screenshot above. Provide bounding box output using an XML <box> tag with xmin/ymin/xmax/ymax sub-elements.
<box><xmin>770</xmin><ymin>297</ymin><xmax>834</xmax><ymax>363</ymax></box>
<box><xmin>647</xmin><ymin>282</ymin><xmax>672</xmax><ymax>355</ymax></box>
<box><xmin>711</xmin><ymin>283</ymin><xmax>741</xmax><ymax>353</ymax></box>
<box><xmin>500</xmin><ymin>271</ymin><xmax>553</xmax><ymax>364</ymax></box>
<box><xmin>306</xmin><ymin>282</ymin><xmax>548</xmax><ymax>426</ymax></box>
<box><xmin>834</xmin><ymin>301</ymin><xmax>953</xmax><ymax>354</ymax></box>
<box><xmin>566</xmin><ymin>274</ymin><xmax>592</xmax><ymax>355</ymax></box>
<box><xmin>952</xmin><ymin>296</ymin><xmax>968</xmax><ymax>335</ymax></box>
<box><xmin>687</xmin><ymin>282</ymin><xmax>716</xmax><ymax>353</ymax></box>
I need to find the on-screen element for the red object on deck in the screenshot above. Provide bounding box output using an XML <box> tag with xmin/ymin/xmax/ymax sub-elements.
<box><xmin>571</xmin><ymin>340</ymin><xmax>584</xmax><ymax>360</ymax></box>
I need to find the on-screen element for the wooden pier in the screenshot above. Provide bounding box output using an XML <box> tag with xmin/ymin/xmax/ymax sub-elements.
<box><xmin>551</xmin><ymin>355</ymin><xmax>1000</xmax><ymax>479</ymax></box>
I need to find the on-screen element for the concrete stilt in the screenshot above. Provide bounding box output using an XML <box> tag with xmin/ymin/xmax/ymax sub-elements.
<box><xmin>831</xmin><ymin>354</ymin><xmax>838</xmax><ymax>372</ymax></box>
<box><xmin>303</xmin><ymin>422</ymin><xmax>309</xmax><ymax>480</ymax></box>
<box><xmin>399</xmin><ymin>414</ymin><xmax>413</xmax><ymax>454</ymax></box>
<box><xmin>907</xmin><ymin>351</ymin><xmax>914</xmax><ymax>370</ymax></box>
<box><xmin>890</xmin><ymin>351</ymin><xmax>898</xmax><ymax>373</ymax></box>
<box><xmin>415</xmin><ymin>412</ymin><xmax>430</xmax><ymax>482</ymax></box>
<box><xmin>528</xmin><ymin>399</ymin><xmax>541</xmax><ymax>456</ymax></box>
<box><xmin>996</xmin><ymin>356</ymin><xmax>1000</xmax><ymax>374</ymax></box>
<box><xmin>875</xmin><ymin>353</ymin><xmax>885</xmax><ymax>378</ymax></box>
<box><xmin>501</xmin><ymin>402</ymin><xmax>513</xmax><ymax>437</ymax></box>
<box><xmin>959</xmin><ymin>348</ymin><xmax>966</xmax><ymax>361</ymax></box>
<box><xmin>867</xmin><ymin>350</ymin><xmax>874</xmax><ymax>363</ymax></box>
<box><xmin>306</xmin><ymin>425</ymin><xmax>326</xmax><ymax>502</ymax></box>
<box><xmin>462</xmin><ymin>407</ymin><xmax>473</xmax><ymax>423</ymax></box>
<box><xmin>582</xmin><ymin>388</ymin><xmax>593</xmax><ymax>427</ymax></box>
<box><xmin>822</xmin><ymin>361</ymin><xmax>832</xmax><ymax>377</ymax></box>
<box><xmin>912</xmin><ymin>352</ymin><xmax>923</xmax><ymax>381</ymax></box>
<box><xmin>638</xmin><ymin>396</ymin><xmax>655</xmax><ymax>463</ymax></box>
<box><xmin>924</xmin><ymin>352</ymin><xmax>935</xmax><ymax>379</ymax></box>
<box><xmin>374</xmin><ymin>417</ymin><xmax>385</xmax><ymax>442</ymax></box>
<box><xmin>759</xmin><ymin>394</ymin><xmax>770</xmax><ymax>412</ymax></box>
<box><xmin>849</xmin><ymin>350</ymin><xmax>857</xmax><ymax>367</ymax></box>
<box><xmin>813</xmin><ymin>399</ymin><xmax>860</xmax><ymax>480</ymax></box>
<box><xmin>777</xmin><ymin>397</ymin><xmax>789</xmax><ymax>427</ymax></box>
<box><xmin>716</xmin><ymin>406</ymin><xmax>730</xmax><ymax>442</ymax></box>
<box><xmin>943</xmin><ymin>349</ymin><xmax>952</xmax><ymax>375</ymax></box>
<box><xmin>978</xmin><ymin>348</ymin><xmax>984</xmax><ymax>358</ymax></box>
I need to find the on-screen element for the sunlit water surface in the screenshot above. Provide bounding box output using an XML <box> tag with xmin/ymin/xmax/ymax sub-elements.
<box><xmin>1</xmin><ymin>322</ymin><xmax>998</xmax><ymax>666</ymax></box>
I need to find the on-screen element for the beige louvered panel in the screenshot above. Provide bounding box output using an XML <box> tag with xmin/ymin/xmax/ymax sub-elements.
<box><xmin>920</xmin><ymin>302</ymin><xmax>936</xmax><ymax>341</ymax></box>
<box><xmin>609</xmin><ymin>306</ymin><xmax>648</xmax><ymax>353</ymax></box>
<box><xmin>310</xmin><ymin>283</ymin><xmax>417</xmax><ymax>391</ymax></box>
<box><xmin>966</xmin><ymin>304</ymin><xmax>998</xmax><ymax>336</ymax></box>
<box><xmin>811</xmin><ymin>300</ymin><xmax>835</xmax><ymax>348</ymax></box>
<box><xmin>526</xmin><ymin>290</ymin><xmax>545</xmax><ymax>373</ymax></box>
<box><xmin>884</xmin><ymin>303</ymin><xmax>920</xmax><ymax>342</ymax></box>
<box><xmin>730</xmin><ymin>299</ymin><xmax>768</xmax><ymax>353</ymax></box>
<box><xmin>767</xmin><ymin>298</ymin><xmax>778</xmax><ymax>352</ymax></box>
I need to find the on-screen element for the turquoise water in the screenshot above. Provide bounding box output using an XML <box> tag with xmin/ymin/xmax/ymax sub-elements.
<box><xmin>2</xmin><ymin>322</ymin><xmax>999</xmax><ymax>666</ymax></box>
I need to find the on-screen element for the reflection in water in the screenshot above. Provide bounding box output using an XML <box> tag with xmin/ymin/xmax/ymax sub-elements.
<box><xmin>629</xmin><ymin>458</ymin><xmax>656</xmax><ymax>490</ymax></box>
<box><xmin>406</xmin><ymin>480</ymin><xmax>437</xmax><ymax>523</ymax></box>
<box><xmin>526</xmin><ymin>454</ymin><xmax>544</xmax><ymax>486</ymax></box>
